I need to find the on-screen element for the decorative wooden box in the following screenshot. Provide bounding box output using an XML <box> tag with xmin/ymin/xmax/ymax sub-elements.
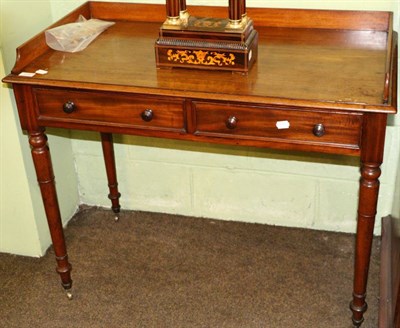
<box><xmin>155</xmin><ymin>0</ymin><xmax>258</xmax><ymax>73</ymax></box>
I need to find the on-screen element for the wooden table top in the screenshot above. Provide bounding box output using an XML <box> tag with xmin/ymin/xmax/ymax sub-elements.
<box><xmin>4</xmin><ymin>2</ymin><xmax>397</xmax><ymax>113</ymax></box>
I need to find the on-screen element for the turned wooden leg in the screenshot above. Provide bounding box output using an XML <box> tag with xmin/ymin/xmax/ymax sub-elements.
<box><xmin>350</xmin><ymin>163</ymin><xmax>381</xmax><ymax>326</ymax></box>
<box><xmin>100</xmin><ymin>133</ymin><xmax>121</xmax><ymax>221</ymax></box>
<box><xmin>29</xmin><ymin>129</ymin><xmax>73</xmax><ymax>294</ymax></box>
<box><xmin>350</xmin><ymin>113</ymin><xmax>387</xmax><ymax>326</ymax></box>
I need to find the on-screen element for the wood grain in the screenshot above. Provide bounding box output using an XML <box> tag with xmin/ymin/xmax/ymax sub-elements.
<box><xmin>5</xmin><ymin>21</ymin><xmax>392</xmax><ymax>110</ymax></box>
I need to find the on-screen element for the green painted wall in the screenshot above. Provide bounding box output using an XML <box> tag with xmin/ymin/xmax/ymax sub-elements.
<box><xmin>1</xmin><ymin>53</ymin><xmax>41</xmax><ymax>255</ymax></box>
<box><xmin>0</xmin><ymin>0</ymin><xmax>79</xmax><ymax>256</ymax></box>
<box><xmin>1</xmin><ymin>0</ymin><xmax>399</xmax><ymax>257</ymax></box>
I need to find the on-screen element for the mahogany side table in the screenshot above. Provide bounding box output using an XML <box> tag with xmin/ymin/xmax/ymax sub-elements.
<box><xmin>3</xmin><ymin>2</ymin><xmax>398</xmax><ymax>326</ymax></box>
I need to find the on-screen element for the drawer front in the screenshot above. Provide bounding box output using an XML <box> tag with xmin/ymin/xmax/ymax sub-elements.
<box><xmin>193</xmin><ymin>102</ymin><xmax>363</xmax><ymax>148</ymax></box>
<box><xmin>34</xmin><ymin>89</ymin><xmax>185</xmax><ymax>132</ymax></box>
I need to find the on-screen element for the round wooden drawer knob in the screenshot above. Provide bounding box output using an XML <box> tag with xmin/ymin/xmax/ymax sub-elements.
<box><xmin>313</xmin><ymin>123</ymin><xmax>325</xmax><ymax>137</ymax></box>
<box><xmin>141</xmin><ymin>109</ymin><xmax>154</xmax><ymax>122</ymax></box>
<box><xmin>62</xmin><ymin>101</ymin><xmax>76</xmax><ymax>114</ymax></box>
<box><xmin>226</xmin><ymin>116</ymin><xmax>238</xmax><ymax>129</ymax></box>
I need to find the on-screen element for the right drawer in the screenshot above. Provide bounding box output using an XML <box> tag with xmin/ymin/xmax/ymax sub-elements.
<box><xmin>192</xmin><ymin>101</ymin><xmax>363</xmax><ymax>148</ymax></box>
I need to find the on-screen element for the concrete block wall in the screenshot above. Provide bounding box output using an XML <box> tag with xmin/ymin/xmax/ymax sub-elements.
<box><xmin>72</xmin><ymin>126</ymin><xmax>400</xmax><ymax>234</ymax></box>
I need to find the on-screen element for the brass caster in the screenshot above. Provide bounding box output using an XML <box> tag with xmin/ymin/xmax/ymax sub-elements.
<box><xmin>66</xmin><ymin>290</ymin><xmax>73</xmax><ymax>300</ymax></box>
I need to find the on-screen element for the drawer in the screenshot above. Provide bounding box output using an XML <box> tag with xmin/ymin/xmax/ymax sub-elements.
<box><xmin>192</xmin><ymin>102</ymin><xmax>363</xmax><ymax>148</ymax></box>
<box><xmin>34</xmin><ymin>88</ymin><xmax>186</xmax><ymax>132</ymax></box>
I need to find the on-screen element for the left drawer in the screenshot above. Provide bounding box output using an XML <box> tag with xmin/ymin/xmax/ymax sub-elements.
<box><xmin>34</xmin><ymin>88</ymin><xmax>186</xmax><ymax>132</ymax></box>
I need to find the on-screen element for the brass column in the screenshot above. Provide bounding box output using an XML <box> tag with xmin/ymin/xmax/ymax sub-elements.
<box><xmin>179</xmin><ymin>0</ymin><xmax>186</xmax><ymax>13</ymax></box>
<box><xmin>241</xmin><ymin>0</ymin><xmax>247</xmax><ymax>20</ymax></box>
<box><xmin>229</xmin><ymin>0</ymin><xmax>241</xmax><ymax>22</ymax></box>
<box><xmin>166</xmin><ymin>0</ymin><xmax>181</xmax><ymax>25</ymax></box>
